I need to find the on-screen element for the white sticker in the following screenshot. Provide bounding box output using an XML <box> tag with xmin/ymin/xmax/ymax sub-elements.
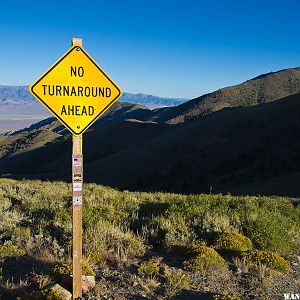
<box><xmin>73</xmin><ymin>182</ymin><xmax>82</xmax><ymax>191</ymax></box>
<box><xmin>73</xmin><ymin>156</ymin><xmax>82</xmax><ymax>167</ymax></box>
<box><xmin>73</xmin><ymin>196</ymin><xmax>82</xmax><ymax>205</ymax></box>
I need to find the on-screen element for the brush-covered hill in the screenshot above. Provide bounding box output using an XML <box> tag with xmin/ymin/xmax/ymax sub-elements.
<box><xmin>1</xmin><ymin>68</ymin><xmax>300</xmax><ymax>196</ymax></box>
<box><xmin>153</xmin><ymin>67</ymin><xmax>300</xmax><ymax>123</ymax></box>
<box><xmin>81</xmin><ymin>92</ymin><xmax>300</xmax><ymax>196</ymax></box>
<box><xmin>1</xmin><ymin>179</ymin><xmax>299</xmax><ymax>299</ymax></box>
<box><xmin>1</xmin><ymin>93</ymin><xmax>300</xmax><ymax>196</ymax></box>
<box><xmin>0</xmin><ymin>101</ymin><xmax>154</xmax><ymax>158</ymax></box>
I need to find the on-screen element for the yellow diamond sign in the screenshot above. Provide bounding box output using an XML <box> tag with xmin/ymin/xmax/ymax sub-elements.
<box><xmin>29</xmin><ymin>44</ymin><xmax>122</xmax><ymax>136</ymax></box>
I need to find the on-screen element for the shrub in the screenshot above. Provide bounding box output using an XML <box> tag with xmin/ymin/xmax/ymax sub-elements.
<box><xmin>26</xmin><ymin>272</ymin><xmax>53</xmax><ymax>289</ymax></box>
<box><xmin>19</xmin><ymin>289</ymin><xmax>64</xmax><ymax>300</ymax></box>
<box><xmin>85</xmin><ymin>221</ymin><xmax>146</xmax><ymax>266</ymax></box>
<box><xmin>163</xmin><ymin>266</ymin><xmax>190</xmax><ymax>297</ymax></box>
<box><xmin>243</xmin><ymin>215</ymin><xmax>296</xmax><ymax>255</ymax></box>
<box><xmin>211</xmin><ymin>295</ymin><xmax>241</xmax><ymax>300</ymax></box>
<box><xmin>138</xmin><ymin>257</ymin><xmax>161</xmax><ymax>279</ymax></box>
<box><xmin>88</xmin><ymin>252</ymin><xmax>105</xmax><ymax>267</ymax></box>
<box><xmin>0</xmin><ymin>245</ymin><xmax>26</xmax><ymax>258</ymax></box>
<box><xmin>241</xmin><ymin>250</ymin><xmax>290</xmax><ymax>274</ymax></box>
<box><xmin>159</xmin><ymin>212</ymin><xmax>197</xmax><ymax>250</ymax></box>
<box><xmin>52</xmin><ymin>261</ymin><xmax>95</xmax><ymax>277</ymax></box>
<box><xmin>183</xmin><ymin>245</ymin><xmax>227</xmax><ymax>274</ymax></box>
<box><xmin>196</xmin><ymin>213</ymin><xmax>234</xmax><ymax>241</ymax></box>
<box><xmin>0</xmin><ymin>210</ymin><xmax>25</xmax><ymax>240</ymax></box>
<box><xmin>214</xmin><ymin>232</ymin><xmax>252</xmax><ymax>252</ymax></box>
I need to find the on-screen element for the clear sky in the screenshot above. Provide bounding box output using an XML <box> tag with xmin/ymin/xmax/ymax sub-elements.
<box><xmin>0</xmin><ymin>0</ymin><xmax>299</xmax><ymax>98</ymax></box>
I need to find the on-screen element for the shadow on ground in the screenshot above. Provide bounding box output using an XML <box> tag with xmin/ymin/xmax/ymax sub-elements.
<box><xmin>0</xmin><ymin>255</ymin><xmax>56</xmax><ymax>300</ymax></box>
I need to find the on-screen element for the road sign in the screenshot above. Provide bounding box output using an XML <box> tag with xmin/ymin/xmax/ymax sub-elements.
<box><xmin>29</xmin><ymin>38</ymin><xmax>122</xmax><ymax>299</ymax></box>
<box><xmin>29</xmin><ymin>42</ymin><xmax>122</xmax><ymax>135</ymax></box>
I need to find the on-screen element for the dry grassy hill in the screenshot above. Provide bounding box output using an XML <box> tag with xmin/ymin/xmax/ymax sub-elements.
<box><xmin>0</xmin><ymin>179</ymin><xmax>299</xmax><ymax>299</ymax></box>
<box><xmin>1</xmin><ymin>68</ymin><xmax>300</xmax><ymax>197</ymax></box>
<box><xmin>152</xmin><ymin>67</ymin><xmax>300</xmax><ymax>124</ymax></box>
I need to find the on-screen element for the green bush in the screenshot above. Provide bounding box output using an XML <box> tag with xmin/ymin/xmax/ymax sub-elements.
<box><xmin>0</xmin><ymin>245</ymin><xmax>26</xmax><ymax>258</ymax></box>
<box><xmin>214</xmin><ymin>232</ymin><xmax>252</xmax><ymax>252</ymax></box>
<box><xmin>163</xmin><ymin>213</ymin><xmax>197</xmax><ymax>250</ymax></box>
<box><xmin>88</xmin><ymin>252</ymin><xmax>105</xmax><ymax>267</ymax></box>
<box><xmin>19</xmin><ymin>289</ymin><xmax>64</xmax><ymax>300</ymax></box>
<box><xmin>164</xmin><ymin>267</ymin><xmax>190</xmax><ymax>296</ymax></box>
<box><xmin>165</xmin><ymin>269</ymin><xmax>190</xmax><ymax>287</ymax></box>
<box><xmin>84</xmin><ymin>220</ymin><xmax>146</xmax><ymax>265</ymax></box>
<box><xmin>138</xmin><ymin>257</ymin><xmax>161</xmax><ymax>279</ymax></box>
<box><xmin>183</xmin><ymin>245</ymin><xmax>227</xmax><ymax>274</ymax></box>
<box><xmin>243</xmin><ymin>212</ymin><xmax>298</xmax><ymax>255</ymax></box>
<box><xmin>241</xmin><ymin>250</ymin><xmax>290</xmax><ymax>274</ymax></box>
<box><xmin>52</xmin><ymin>261</ymin><xmax>95</xmax><ymax>277</ymax></box>
<box><xmin>211</xmin><ymin>295</ymin><xmax>241</xmax><ymax>300</ymax></box>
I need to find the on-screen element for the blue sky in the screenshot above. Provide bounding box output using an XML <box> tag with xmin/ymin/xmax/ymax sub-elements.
<box><xmin>0</xmin><ymin>0</ymin><xmax>299</xmax><ymax>98</ymax></box>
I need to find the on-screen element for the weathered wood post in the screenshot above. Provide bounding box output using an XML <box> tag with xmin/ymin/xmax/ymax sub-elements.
<box><xmin>71</xmin><ymin>37</ymin><xmax>83</xmax><ymax>299</ymax></box>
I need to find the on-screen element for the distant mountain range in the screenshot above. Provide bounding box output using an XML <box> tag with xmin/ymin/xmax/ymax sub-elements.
<box><xmin>0</xmin><ymin>85</ymin><xmax>187</xmax><ymax>132</ymax></box>
<box><xmin>119</xmin><ymin>93</ymin><xmax>186</xmax><ymax>109</ymax></box>
<box><xmin>0</xmin><ymin>85</ymin><xmax>186</xmax><ymax>111</ymax></box>
<box><xmin>1</xmin><ymin>67</ymin><xmax>300</xmax><ymax>197</ymax></box>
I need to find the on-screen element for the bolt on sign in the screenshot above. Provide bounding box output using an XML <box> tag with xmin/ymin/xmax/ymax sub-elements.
<box><xmin>29</xmin><ymin>40</ymin><xmax>122</xmax><ymax>135</ymax></box>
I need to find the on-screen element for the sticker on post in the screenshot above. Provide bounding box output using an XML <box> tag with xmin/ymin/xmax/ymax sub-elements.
<box><xmin>73</xmin><ymin>182</ymin><xmax>82</xmax><ymax>191</ymax></box>
<box><xmin>73</xmin><ymin>173</ymin><xmax>82</xmax><ymax>183</ymax></box>
<box><xmin>73</xmin><ymin>156</ymin><xmax>82</xmax><ymax>167</ymax></box>
<box><xmin>73</xmin><ymin>196</ymin><xmax>82</xmax><ymax>206</ymax></box>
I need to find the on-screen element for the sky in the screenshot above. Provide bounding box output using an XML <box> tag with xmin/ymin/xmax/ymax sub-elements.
<box><xmin>0</xmin><ymin>0</ymin><xmax>300</xmax><ymax>98</ymax></box>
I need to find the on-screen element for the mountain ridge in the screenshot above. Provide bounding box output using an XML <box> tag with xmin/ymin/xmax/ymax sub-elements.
<box><xmin>0</xmin><ymin>85</ymin><xmax>187</xmax><ymax>109</ymax></box>
<box><xmin>2</xmin><ymin>92</ymin><xmax>300</xmax><ymax>196</ymax></box>
<box><xmin>1</xmin><ymin>67</ymin><xmax>300</xmax><ymax>196</ymax></box>
<box><xmin>151</xmin><ymin>67</ymin><xmax>300</xmax><ymax>124</ymax></box>
<box><xmin>0</xmin><ymin>86</ymin><xmax>186</xmax><ymax>132</ymax></box>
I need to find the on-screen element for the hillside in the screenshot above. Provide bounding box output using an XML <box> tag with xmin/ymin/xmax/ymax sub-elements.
<box><xmin>2</xmin><ymin>67</ymin><xmax>299</xmax><ymax>132</ymax></box>
<box><xmin>1</xmin><ymin>92</ymin><xmax>300</xmax><ymax>196</ymax></box>
<box><xmin>0</xmin><ymin>101</ymin><xmax>154</xmax><ymax>157</ymax></box>
<box><xmin>153</xmin><ymin>67</ymin><xmax>300</xmax><ymax>123</ymax></box>
<box><xmin>84</xmin><ymin>92</ymin><xmax>300</xmax><ymax>196</ymax></box>
<box><xmin>0</xmin><ymin>179</ymin><xmax>299</xmax><ymax>299</ymax></box>
<box><xmin>2</xmin><ymin>68</ymin><xmax>300</xmax><ymax>196</ymax></box>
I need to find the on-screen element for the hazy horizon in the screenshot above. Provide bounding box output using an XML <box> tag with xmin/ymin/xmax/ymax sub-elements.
<box><xmin>1</xmin><ymin>1</ymin><xmax>300</xmax><ymax>98</ymax></box>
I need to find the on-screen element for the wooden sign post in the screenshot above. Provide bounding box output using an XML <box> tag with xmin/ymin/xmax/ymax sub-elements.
<box><xmin>72</xmin><ymin>134</ymin><xmax>83</xmax><ymax>298</ymax></box>
<box><xmin>29</xmin><ymin>37</ymin><xmax>122</xmax><ymax>299</ymax></box>
<box><xmin>72</xmin><ymin>38</ymin><xmax>83</xmax><ymax>299</ymax></box>
<box><xmin>71</xmin><ymin>38</ymin><xmax>83</xmax><ymax>299</ymax></box>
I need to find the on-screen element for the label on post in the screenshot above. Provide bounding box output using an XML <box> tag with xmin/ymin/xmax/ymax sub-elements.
<box><xmin>72</xmin><ymin>154</ymin><xmax>83</xmax><ymax>206</ymax></box>
<box><xmin>73</xmin><ymin>196</ymin><xmax>83</xmax><ymax>206</ymax></box>
<box><xmin>73</xmin><ymin>156</ymin><xmax>83</xmax><ymax>167</ymax></box>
